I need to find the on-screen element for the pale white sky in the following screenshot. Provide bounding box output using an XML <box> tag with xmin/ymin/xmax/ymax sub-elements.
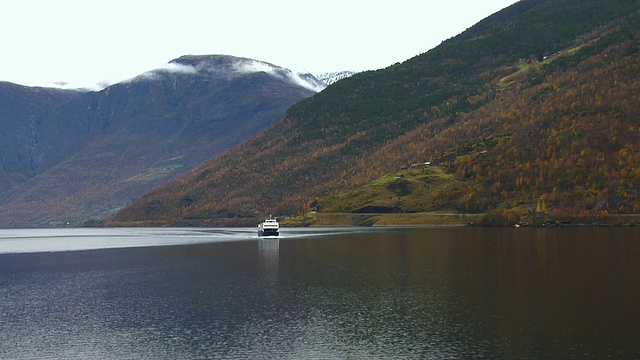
<box><xmin>0</xmin><ymin>0</ymin><xmax>518</xmax><ymax>89</ymax></box>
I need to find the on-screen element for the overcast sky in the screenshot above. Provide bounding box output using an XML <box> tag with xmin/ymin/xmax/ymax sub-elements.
<box><xmin>1</xmin><ymin>0</ymin><xmax>518</xmax><ymax>89</ymax></box>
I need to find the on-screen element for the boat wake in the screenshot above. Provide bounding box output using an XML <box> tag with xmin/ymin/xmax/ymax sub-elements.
<box><xmin>0</xmin><ymin>227</ymin><xmax>370</xmax><ymax>254</ymax></box>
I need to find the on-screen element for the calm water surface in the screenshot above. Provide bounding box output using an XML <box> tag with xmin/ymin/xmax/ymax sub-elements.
<box><xmin>0</xmin><ymin>227</ymin><xmax>639</xmax><ymax>359</ymax></box>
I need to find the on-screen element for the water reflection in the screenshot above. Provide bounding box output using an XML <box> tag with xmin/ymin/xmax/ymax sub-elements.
<box><xmin>258</xmin><ymin>238</ymin><xmax>279</xmax><ymax>278</ymax></box>
<box><xmin>258</xmin><ymin>237</ymin><xmax>280</xmax><ymax>252</ymax></box>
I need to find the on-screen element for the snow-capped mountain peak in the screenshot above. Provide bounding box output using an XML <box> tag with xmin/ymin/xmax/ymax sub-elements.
<box><xmin>135</xmin><ymin>55</ymin><xmax>327</xmax><ymax>93</ymax></box>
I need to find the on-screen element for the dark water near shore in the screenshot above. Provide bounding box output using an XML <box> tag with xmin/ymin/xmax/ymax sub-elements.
<box><xmin>0</xmin><ymin>227</ymin><xmax>639</xmax><ymax>359</ymax></box>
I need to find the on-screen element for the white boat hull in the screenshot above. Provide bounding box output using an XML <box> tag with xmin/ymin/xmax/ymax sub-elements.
<box><xmin>258</xmin><ymin>229</ymin><xmax>279</xmax><ymax>237</ymax></box>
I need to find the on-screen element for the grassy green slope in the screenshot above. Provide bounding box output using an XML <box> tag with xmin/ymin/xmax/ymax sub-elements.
<box><xmin>316</xmin><ymin>166</ymin><xmax>463</xmax><ymax>214</ymax></box>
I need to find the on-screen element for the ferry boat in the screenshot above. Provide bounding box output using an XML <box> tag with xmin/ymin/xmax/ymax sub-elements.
<box><xmin>258</xmin><ymin>215</ymin><xmax>279</xmax><ymax>237</ymax></box>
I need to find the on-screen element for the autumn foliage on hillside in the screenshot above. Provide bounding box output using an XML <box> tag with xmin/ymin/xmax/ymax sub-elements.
<box><xmin>371</xmin><ymin>28</ymin><xmax>640</xmax><ymax>223</ymax></box>
<box><xmin>111</xmin><ymin>1</ymin><xmax>640</xmax><ymax>226</ymax></box>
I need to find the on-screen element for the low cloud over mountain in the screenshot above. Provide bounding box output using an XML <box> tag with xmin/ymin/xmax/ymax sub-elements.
<box><xmin>133</xmin><ymin>55</ymin><xmax>326</xmax><ymax>93</ymax></box>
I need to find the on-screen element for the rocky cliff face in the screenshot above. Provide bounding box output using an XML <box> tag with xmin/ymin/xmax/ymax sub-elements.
<box><xmin>0</xmin><ymin>82</ymin><xmax>83</xmax><ymax>190</ymax></box>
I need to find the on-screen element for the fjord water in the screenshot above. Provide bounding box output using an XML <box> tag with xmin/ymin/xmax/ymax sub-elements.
<box><xmin>1</xmin><ymin>227</ymin><xmax>639</xmax><ymax>359</ymax></box>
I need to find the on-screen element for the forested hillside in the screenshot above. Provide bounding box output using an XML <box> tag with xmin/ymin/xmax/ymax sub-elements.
<box><xmin>111</xmin><ymin>0</ymin><xmax>640</xmax><ymax>226</ymax></box>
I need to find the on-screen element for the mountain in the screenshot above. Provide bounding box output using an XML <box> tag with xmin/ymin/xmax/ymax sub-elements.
<box><xmin>0</xmin><ymin>55</ymin><xmax>321</xmax><ymax>227</ymax></box>
<box><xmin>110</xmin><ymin>0</ymin><xmax>640</xmax><ymax>226</ymax></box>
<box><xmin>316</xmin><ymin>71</ymin><xmax>357</xmax><ymax>86</ymax></box>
